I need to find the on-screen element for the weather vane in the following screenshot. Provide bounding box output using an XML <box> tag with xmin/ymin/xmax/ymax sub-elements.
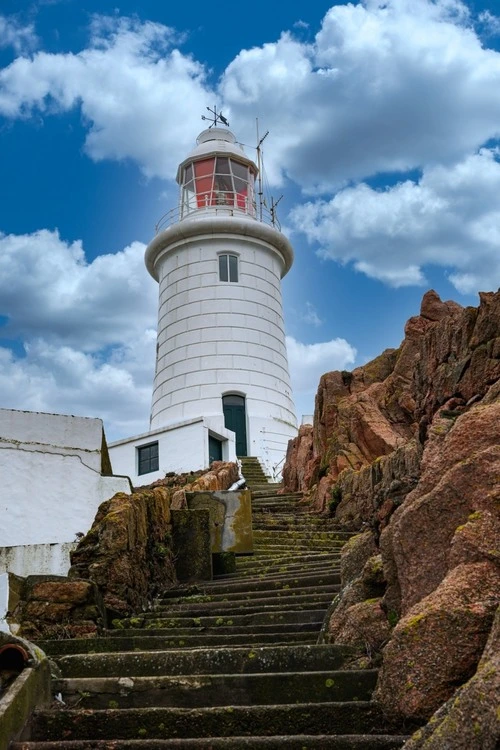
<box><xmin>202</xmin><ymin>105</ymin><xmax>229</xmax><ymax>128</ymax></box>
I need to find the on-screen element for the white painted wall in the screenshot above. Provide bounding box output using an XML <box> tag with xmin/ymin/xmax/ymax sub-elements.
<box><xmin>146</xmin><ymin>217</ymin><xmax>298</xmax><ymax>474</ymax></box>
<box><xmin>109</xmin><ymin>417</ymin><xmax>236</xmax><ymax>487</ymax></box>
<box><xmin>0</xmin><ymin>409</ymin><xmax>131</xmax><ymax>576</ymax></box>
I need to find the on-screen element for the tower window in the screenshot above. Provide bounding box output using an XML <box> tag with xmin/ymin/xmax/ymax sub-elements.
<box><xmin>219</xmin><ymin>254</ymin><xmax>238</xmax><ymax>283</ymax></box>
<box><xmin>137</xmin><ymin>442</ymin><xmax>159</xmax><ymax>475</ymax></box>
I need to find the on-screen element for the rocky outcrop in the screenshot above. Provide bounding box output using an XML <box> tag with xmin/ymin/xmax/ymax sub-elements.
<box><xmin>281</xmin><ymin>289</ymin><xmax>500</xmax><ymax>740</ymax></box>
<box><xmin>404</xmin><ymin>605</ymin><xmax>500</xmax><ymax>749</ymax></box>
<box><xmin>69</xmin><ymin>462</ymin><xmax>239</xmax><ymax>616</ymax></box>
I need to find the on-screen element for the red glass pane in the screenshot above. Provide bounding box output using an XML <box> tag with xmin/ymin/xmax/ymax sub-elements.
<box><xmin>194</xmin><ymin>158</ymin><xmax>215</xmax><ymax>177</ymax></box>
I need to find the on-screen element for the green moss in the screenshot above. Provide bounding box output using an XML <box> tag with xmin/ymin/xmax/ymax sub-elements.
<box><xmin>468</xmin><ymin>511</ymin><xmax>482</xmax><ymax>521</ymax></box>
<box><xmin>138</xmin><ymin>729</ymin><xmax>147</xmax><ymax>737</ymax></box>
<box><xmin>387</xmin><ymin>609</ymin><xmax>399</xmax><ymax>627</ymax></box>
<box><xmin>325</xmin><ymin>678</ymin><xmax>335</xmax><ymax>688</ymax></box>
<box><xmin>403</xmin><ymin>613</ymin><xmax>425</xmax><ymax>633</ymax></box>
<box><xmin>108</xmin><ymin>700</ymin><xmax>119</xmax><ymax>709</ymax></box>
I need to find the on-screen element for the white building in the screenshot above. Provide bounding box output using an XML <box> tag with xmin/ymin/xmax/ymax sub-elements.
<box><xmin>0</xmin><ymin>409</ymin><xmax>131</xmax><ymax>577</ymax></box>
<box><xmin>109</xmin><ymin>126</ymin><xmax>298</xmax><ymax>485</ymax></box>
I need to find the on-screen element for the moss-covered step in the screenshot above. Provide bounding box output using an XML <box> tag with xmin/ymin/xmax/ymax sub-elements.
<box><xmin>160</xmin><ymin>583</ymin><xmax>340</xmax><ymax>606</ymax></box>
<box><xmin>146</xmin><ymin>591</ymin><xmax>338</xmax><ymax>616</ymax></box>
<box><xmin>54</xmin><ymin>644</ymin><xmax>359</xmax><ymax>679</ymax></box>
<box><xmin>106</xmin><ymin>621</ymin><xmax>323</xmax><ymax>638</ymax></box>
<box><xmin>38</xmin><ymin>631</ymin><xmax>319</xmax><ymax>655</ymax></box>
<box><xmin>55</xmin><ymin>669</ymin><xmax>379</xmax><ymax>709</ymax></box>
<box><xmin>29</xmin><ymin>701</ymin><xmax>396</xmax><ymax>741</ymax></box>
<box><xmin>112</xmin><ymin>609</ymin><xmax>326</xmax><ymax>630</ymax></box>
<box><xmin>179</xmin><ymin>570</ymin><xmax>341</xmax><ymax>594</ymax></box>
<box><xmin>11</xmin><ymin>735</ymin><xmax>409</xmax><ymax>749</ymax></box>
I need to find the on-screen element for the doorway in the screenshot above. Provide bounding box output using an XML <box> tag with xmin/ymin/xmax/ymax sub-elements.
<box><xmin>222</xmin><ymin>394</ymin><xmax>248</xmax><ymax>457</ymax></box>
<box><xmin>208</xmin><ymin>435</ymin><xmax>223</xmax><ymax>464</ymax></box>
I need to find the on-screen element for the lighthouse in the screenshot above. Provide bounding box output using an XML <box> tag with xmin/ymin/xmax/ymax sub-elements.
<box><xmin>109</xmin><ymin>122</ymin><xmax>297</xmax><ymax>483</ymax></box>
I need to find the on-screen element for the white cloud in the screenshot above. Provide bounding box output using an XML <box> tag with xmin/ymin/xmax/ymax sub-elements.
<box><xmin>0</xmin><ymin>229</ymin><xmax>157</xmax><ymax>439</ymax></box>
<box><xmin>0</xmin><ymin>15</ymin><xmax>213</xmax><ymax>177</ymax></box>
<box><xmin>301</xmin><ymin>301</ymin><xmax>323</xmax><ymax>327</ymax></box>
<box><xmin>2</xmin><ymin>2</ymin><xmax>500</xmax><ymax>193</ymax></box>
<box><xmin>221</xmin><ymin>0</ymin><xmax>500</xmax><ymax>191</ymax></box>
<box><xmin>0</xmin><ymin>16</ymin><xmax>37</xmax><ymax>54</ymax></box>
<box><xmin>289</xmin><ymin>149</ymin><xmax>500</xmax><ymax>292</ymax></box>
<box><xmin>286</xmin><ymin>335</ymin><xmax>356</xmax><ymax>395</ymax></box>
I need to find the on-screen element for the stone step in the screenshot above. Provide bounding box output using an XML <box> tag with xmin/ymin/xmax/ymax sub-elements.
<box><xmin>215</xmin><ymin>561</ymin><xmax>339</xmax><ymax>580</ymax></box>
<box><xmin>28</xmin><ymin>701</ymin><xmax>394</xmax><ymax>741</ymax></box>
<box><xmin>38</xmin><ymin>631</ymin><xmax>319</xmax><ymax>655</ymax></box>
<box><xmin>113</xmin><ymin>609</ymin><xmax>326</xmax><ymax>631</ymax></box>
<box><xmin>12</xmin><ymin>735</ymin><xmax>409</xmax><ymax>749</ymax></box>
<box><xmin>54</xmin><ymin>670</ymin><xmax>378</xmax><ymax>709</ymax></box>
<box><xmin>146</xmin><ymin>590</ymin><xmax>338</xmax><ymax>615</ymax></box>
<box><xmin>253</xmin><ymin>520</ymin><xmax>342</xmax><ymax>530</ymax></box>
<box><xmin>252</xmin><ymin>500</ymin><xmax>308</xmax><ymax>508</ymax></box>
<box><xmin>253</xmin><ymin>530</ymin><xmax>351</xmax><ymax>542</ymax></box>
<box><xmin>107</xmin><ymin>621</ymin><xmax>323</xmax><ymax>637</ymax></box>
<box><xmin>188</xmin><ymin>570</ymin><xmax>341</xmax><ymax>593</ymax></box>
<box><xmin>55</xmin><ymin>644</ymin><xmax>358</xmax><ymax>678</ymax></box>
<box><xmin>251</xmin><ymin>507</ymin><xmax>309</xmax><ymax>515</ymax></box>
<box><xmin>252</xmin><ymin>543</ymin><xmax>345</xmax><ymax>553</ymax></box>
<box><xmin>161</xmin><ymin>582</ymin><xmax>340</xmax><ymax>605</ymax></box>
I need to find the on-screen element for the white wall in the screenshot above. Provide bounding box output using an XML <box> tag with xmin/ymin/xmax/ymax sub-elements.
<box><xmin>0</xmin><ymin>409</ymin><xmax>131</xmax><ymax>576</ymax></box>
<box><xmin>109</xmin><ymin>417</ymin><xmax>236</xmax><ymax>487</ymax></box>
<box><xmin>146</xmin><ymin>217</ymin><xmax>298</xmax><ymax>468</ymax></box>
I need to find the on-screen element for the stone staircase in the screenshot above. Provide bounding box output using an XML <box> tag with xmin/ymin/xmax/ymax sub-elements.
<box><xmin>12</xmin><ymin>485</ymin><xmax>408</xmax><ymax>748</ymax></box>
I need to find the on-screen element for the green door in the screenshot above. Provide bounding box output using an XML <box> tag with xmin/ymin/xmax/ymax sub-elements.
<box><xmin>208</xmin><ymin>435</ymin><xmax>223</xmax><ymax>463</ymax></box>
<box><xmin>223</xmin><ymin>395</ymin><xmax>247</xmax><ymax>457</ymax></box>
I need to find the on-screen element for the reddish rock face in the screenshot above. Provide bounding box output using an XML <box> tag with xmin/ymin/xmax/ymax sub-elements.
<box><xmin>280</xmin><ymin>289</ymin><xmax>500</xmax><ymax>736</ymax></box>
<box><xmin>375</xmin><ymin>562</ymin><xmax>500</xmax><ymax>721</ymax></box>
<box><xmin>281</xmin><ymin>425</ymin><xmax>314</xmax><ymax>494</ymax></box>
<box><xmin>403</xmin><ymin>604</ymin><xmax>500</xmax><ymax>749</ymax></box>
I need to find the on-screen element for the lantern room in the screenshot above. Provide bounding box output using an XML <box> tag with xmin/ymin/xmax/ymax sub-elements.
<box><xmin>176</xmin><ymin>127</ymin><xmax>257</xmax><ymax>219</ymax></box>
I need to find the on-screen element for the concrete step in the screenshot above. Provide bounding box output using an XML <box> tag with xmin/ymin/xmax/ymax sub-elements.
<box><xmin>106</xmin><ymin>621</ymin><xmax>323</xmax><ymax>638</ymax></box>
<box><xmin>54</xmin><ymin>644</ymin><xmax>359</xmax><ymax>678</ymax></box>
<box><xmin>12</xmin><ymin>736</ymin><xmax>408</xmax><ymax>749</ymax></box>
<box><xmin>145</xmin><ymin>590</ymin><xmax>338</xmax><ymax>615</ymax></box>
<box><xmin>38</xmin><ymin>631</ymin><xmax>319</xmax><ymax>655</ymax></box>
<box><xmin>54</xmin><ymin>669</ymin><xmax>378</xmax><ymax>709</ymax></box>
<box><xmin>161</xmin><ymin>582</ymin><xmax>340</xmax><ymax>605</ymax></box>
<box><xmin>113</xmin><ymin>609</ymin><xmax>326</xmax><ymax>631</ymax></box>
<box><xmin>190</xmin><ymin>570</ymin><xmax>341</xmax><ymax>593</ymax></box>
<box><xmin>28</xmin><ymin>701</ymin><xmax>396</xmax><ymax>741</ymax></box>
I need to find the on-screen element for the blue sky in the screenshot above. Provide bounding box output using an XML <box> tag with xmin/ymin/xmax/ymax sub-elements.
<box><xmin>1</xmin><ymin>0</ymin><xmax>500</xmax><ymax>439</ymax></box>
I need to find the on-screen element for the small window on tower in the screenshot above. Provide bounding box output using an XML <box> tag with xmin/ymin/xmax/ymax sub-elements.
<box><xmin>219</xmin><ymin>254</ymin><xmax>238</xmax><ymax>283</ymax></box>
<box><xmin>137</xmin><ymin>442</ymin><xmax>159</xmax><ymax>475</ymax></box>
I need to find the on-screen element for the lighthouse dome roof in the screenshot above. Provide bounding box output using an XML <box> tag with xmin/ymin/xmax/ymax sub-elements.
<box><xmin>176</xmin><ymin>127</ymin><xmax>256</xmax><ymax>183</ymax></box>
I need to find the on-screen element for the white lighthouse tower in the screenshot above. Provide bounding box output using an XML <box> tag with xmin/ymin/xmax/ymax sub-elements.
<box><xmin>109</xmin><ymin>121</ymin><xmax>297</xmax><ymax>484</ymax></box>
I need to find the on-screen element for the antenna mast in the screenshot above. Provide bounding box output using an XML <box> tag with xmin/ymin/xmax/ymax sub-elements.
<box><xmin>256</xmin><ymin>118</ymin><xmax>269</xmax><ymax>222</ymax></box>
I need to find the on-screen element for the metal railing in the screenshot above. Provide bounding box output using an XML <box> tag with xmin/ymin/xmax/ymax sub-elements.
<box><xmin>155</xmin><ymin>191</ymin><xmax>281</xmax><ymax>234</ymax></box>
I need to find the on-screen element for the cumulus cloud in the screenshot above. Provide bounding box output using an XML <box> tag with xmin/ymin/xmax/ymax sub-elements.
<box><xmin>290</xmin><ymin>148</ymin><xmax>500</xmax><ymax>292</ymax></box>
<box><xmin>3</xmin><ymin>2</ymin><xmax>500</xmax><ymax>192</ymax></box>
<box><xmin>222</xmin><ymin>0</ymin><xmax>500</xmax><ymax>191</ymax></box>
<box><xmin>286</xmin><ymin>335</ymin><xmax>356</xmax><ymax>394</ymax></box>
<box><xmin>0</xmin><ymin>15</ymin><xmax>213</xmax><ymax>177</ymax></box>
<box><xmin>0</xmin><ymin>229</ymin><xmax>157</xmax><ymax>439</ymax></box>
<box><xmin>0</xmin><ymin>15</ymin><xmax>37</xmax><ymax>54</ymax></box>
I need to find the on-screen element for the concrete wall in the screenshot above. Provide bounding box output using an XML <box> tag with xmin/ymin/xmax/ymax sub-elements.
<box><xmin>0</xmin><ymin>409</ymin><xmax>131</xmax><ymax>576</ymax></box>
<box><xmin>109</xmin><ymin>417</ymin><xmax>236</xmax><ymax>486</ymax></box>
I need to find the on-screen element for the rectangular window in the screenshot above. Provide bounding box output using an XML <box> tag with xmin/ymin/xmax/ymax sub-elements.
<box><xmin>137</xmin><ymin>442</ymin><xmax>159</xmax><ymax>475</ymax></box>
<box><xmin>219</xmin><ymin>254</ymin><xmax>238</xmax><ymax>283</ymax></box>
